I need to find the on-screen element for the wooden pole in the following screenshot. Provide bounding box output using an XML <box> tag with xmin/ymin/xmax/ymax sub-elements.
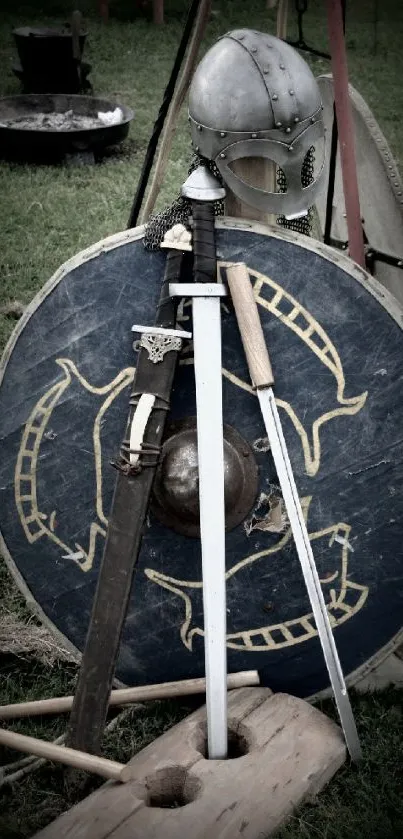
<box><xmin>276</xmin><ymin>0</ymin><xmax>288</xmax><ymax>41</ymax></box>
<box><xmin>153</xmin><ymin>0</ymin><xmax>164</xmax><ymax>25</ymax></box>
<box><xmin>139</xmin><ymin>0</ymin><xmax>211</xmax><ymax>223</ymax></box>
<box><xmin>0</xmin><ymin>671</ymin><xmax>259</xmax><ymax>720</ymax></box>
<box><xmin>99</xmin><ymin>0</ymin><xmax>109</xmax><ymax>22</ymax></box>
<box><xmin>325</xmin><ymin>0</ymin><xmax>366</xmax><ymax>268</ymax></box>
<box><xmin>0</xmin><ymin>729</ymin><xmax>130</xmax><ymax>782</ymax></box>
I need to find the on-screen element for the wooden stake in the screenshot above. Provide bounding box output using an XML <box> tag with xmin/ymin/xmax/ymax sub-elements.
<box><xmin>139</xmin><ymin>0</ymin><xmax>211</xmax><ymax>223</ymax></box>
<box><xmin>0</xmin><ymin>671</ymin><xmax>259</xmax><ymax>720</ymax></box>
<box><xmin>0</xmin><ymin>729</ymin><xmax>130</xmax><ymax>782</ymax></box>
<box><xmin>153</xmin><ymin>0</ymin><xmax>164</xmax><ymax>25</ymax></box>
<box><xmin>276</xmin><ymin>0</ymin><xmax>289</xmax><ymax>41</ymax></box>
<box><xmin>326</xmin><ymin>0</ymin><xmax>366</xmax><ymax>267</ymax></box>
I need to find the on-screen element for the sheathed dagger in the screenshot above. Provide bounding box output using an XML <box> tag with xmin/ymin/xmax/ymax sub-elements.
<box><xmin>226</xmin><ymin>262</ymin><xmax>362</xmax><ymax>762</ymax></box>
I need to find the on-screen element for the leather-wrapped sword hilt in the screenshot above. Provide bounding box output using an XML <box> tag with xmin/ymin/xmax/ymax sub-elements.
<box><xmin>191</xmin><ymin>201</ymin><xmax>217</xmax><ymax>284</ymax></box>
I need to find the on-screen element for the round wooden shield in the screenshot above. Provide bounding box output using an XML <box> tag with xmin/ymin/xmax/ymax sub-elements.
<box><xmin>1</xmin><ymin>219</ymin><xmax>402</xmax><ymax>699</ymax></box>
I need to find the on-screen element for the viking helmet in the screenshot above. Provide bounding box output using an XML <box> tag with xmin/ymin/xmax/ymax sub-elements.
<box><xmin>188</xmin><ymin>29</ymin><xmax>325</xmax><ymax>219</ymax></box>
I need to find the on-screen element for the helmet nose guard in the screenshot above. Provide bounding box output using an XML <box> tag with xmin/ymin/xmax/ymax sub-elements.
<box><xmin>188</xmin><ymin>29</ymin><xmax>326</xmax><ymax>218</ymax></box>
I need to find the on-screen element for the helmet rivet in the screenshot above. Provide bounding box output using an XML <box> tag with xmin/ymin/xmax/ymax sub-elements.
<box><xmin>288</xmin><ymin>146</ymin><xmax>294</xmax><ymax>152</ymax></box>
<box><xmin>263</xmin><ymin>66</ymin><xmax>270</xmax><ymax>73</ymax></box>
<box><xmin>220</xmin><ymin>131</ymin><xmax>226</xmax><ymax>138</ymax></box>
<box><xmin>251</xmin><ymin>47</ymin><xmax>257</xmax><ymax>53</ymax></box>
<box><xmin>398</xmin><ymin>191</ymin><xmax>402</xmax><ymax>196</ymax></box>
<box><xmin>197</xmin><ymin>124</ymin><xmax>202</xmax><ymax>131</ymax></box>
<box><xmin>279</xmin><ymin>63</ymin><xmax>285</xmax><ymax>70</ymax></box>
<box><xmin>289</xmin><ymin>89</ymin><xmax>295</xmax><ymax>95</ymax></box>
<box><xmin>251</xmin><ymin>133</ymin><xmax>257</xmax><ymax>139</ymax></box>
<box><xmin>195</xmin><ymin>146</ymin><xmax>200</xmax><ymax>153</ymax></box>
<box><xmin>311</xmin><ymin>117</ymin><xmax>315</xmax><ymax>123</ymax></box>
<box><xmin>272</xmin><ymin>93</ymin><xmax>278</xmax><ymax>101</ymax></box>
<box><xmin>219</xmin><ymin>152</ymin><xmax>226</xmax><ymax>159</ymax></box>
<box><xmin>276</xmin><ymin>121</ymin><xmax>282</xmax><ymax>127</ymax></box>
<box><xmin>238</xmin><ymin>34</ymin><xmax>245</xmax><ymax>40</ymax></box>
<box><xmin>285</xmin><ymin>127</ymin><xmax>291</xmax><ymax>133</ymax></box>
<box><xmin>294</xmin><ymin>116</ymin><xmax>300</xmax><ymax>123</ymax></box>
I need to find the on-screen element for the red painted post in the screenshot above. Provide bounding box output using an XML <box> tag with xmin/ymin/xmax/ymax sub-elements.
<box><xmin>326</xmin><ymin>0</ymin><xmax>366</xmax><ymax>268</ymax></box>
<box><xmin>99</xmin><ymin>0</ymin><xmax>109</xmax><ymax>22</ymax></box>
<box><xmin>153</xmin><ymin>0</ymin><xmax>164</xmax><ymax>24</ymax></box>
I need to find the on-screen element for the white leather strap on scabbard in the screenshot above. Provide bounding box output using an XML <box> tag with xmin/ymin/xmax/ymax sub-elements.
<box><xmin>129</xmin><ymin>393</ymin><xmax>156</xmax><ymax>466</ymax></box>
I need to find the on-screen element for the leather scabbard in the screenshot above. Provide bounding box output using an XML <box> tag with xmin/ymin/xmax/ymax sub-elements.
<box><xmin>66</xmin><ymin>247</ymin><xmax>188</xmax><ymax>755</ymax></box>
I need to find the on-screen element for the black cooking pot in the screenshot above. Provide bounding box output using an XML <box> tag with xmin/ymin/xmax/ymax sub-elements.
<box><xmin>13</xmin><ymin>25</ymin><xmax>89</xmax><ymax>94</ymax></box>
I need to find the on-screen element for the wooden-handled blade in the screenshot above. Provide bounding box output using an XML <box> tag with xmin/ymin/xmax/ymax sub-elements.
<box><xmin>226</xmin><ymin>263</ymin><xmax>274</xmax><ymax>388</ymax></box>
<box><xmin>225</xmin><ymin>261</ymin><xmax>362</xmax><ymax>762</ymax></box>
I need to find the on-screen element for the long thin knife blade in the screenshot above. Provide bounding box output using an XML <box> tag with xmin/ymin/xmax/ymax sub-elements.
<box><xmin>226</xmin><ymin>261</ymin><xmax>362</xmax><ymax>762</ymax></box>
<box><xmin>257</xmin><ymin>387</ymin><xmax>362</xmax><ymax>760</ymax></box>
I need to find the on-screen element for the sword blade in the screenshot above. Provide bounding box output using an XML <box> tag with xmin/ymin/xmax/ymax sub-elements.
<box><xmin>192</xmin><ymin>293</ymin><xmax>228</xmax><ymax>760</ymax></box>
<box><xmin>257</xmin><ymin>386</ymin><xmax>362</xmax><ymax>762</ymax></box>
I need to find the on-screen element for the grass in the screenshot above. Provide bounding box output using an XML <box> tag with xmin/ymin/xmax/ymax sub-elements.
<box><xmin>1</xmin><ymin>0</ymin><xmax>403</xmax><ymax>836</ymax></box>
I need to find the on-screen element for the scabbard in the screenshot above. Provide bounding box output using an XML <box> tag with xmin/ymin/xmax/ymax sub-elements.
<box><xmin>66</xmin><ymin>248</ymin><xmax>187</xmax><ymax>755</ymax></box>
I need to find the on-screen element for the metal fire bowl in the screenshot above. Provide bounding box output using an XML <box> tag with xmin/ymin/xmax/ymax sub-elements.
<box><xmin>0</xmin><ymin>94</ymin><xmax>134</xmax><ymax>159</ymax></box>
<box><xmin>151</xmin><ymin>417</ymin><xmax>259</xmax><ymax>538</ymax></box>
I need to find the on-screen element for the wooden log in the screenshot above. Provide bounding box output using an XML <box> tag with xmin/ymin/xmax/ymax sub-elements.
<box><xmin>32</xmin><ymin>688</ymin><xmax>346</xmax><ymax>838</ymax></box>
<box><xmin>0</xmin><ymin>671</ymin><xmax>259</xmax><ymax>720</ymax></box>
<box><xmin>0</xmin><ymin>729</ymin><xmax>130</xmax><ymax>783</ymax></box>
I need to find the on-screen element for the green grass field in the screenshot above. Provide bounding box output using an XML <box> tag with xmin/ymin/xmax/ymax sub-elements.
<box><xmin>1</xmin><ymin>0</ymin><xmax>403</xmax><ymax>836</ymax></box>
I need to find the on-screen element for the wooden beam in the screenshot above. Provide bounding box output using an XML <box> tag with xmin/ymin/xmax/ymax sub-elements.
<box><xmin>32</xmin><ymin>688</ymin><xmax>346</xmax><ymax>839</ymax></box>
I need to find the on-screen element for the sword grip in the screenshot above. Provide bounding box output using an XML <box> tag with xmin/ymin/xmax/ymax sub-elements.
<box><xmin>226</xmin><ymin>262</ymin><xmax>274</xmax><ymax>388</ymax></box>
<box><xmin>192</xmin><ymin>201</ymin><xmax>216</xmax><ymax>283</ymax></box>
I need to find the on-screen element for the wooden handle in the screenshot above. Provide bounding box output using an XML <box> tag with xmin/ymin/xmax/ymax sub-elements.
<box><xmin>226</xmin><ymin>263</ymin><xmax>274</xmax><ymax>388</ymax></box>
<box><xmin>0</xmin><ymin>671</ymin><xmax>259</xmax><ymax>720</ymax></box>
<box><xmin>0</xmin><ymin>728</ymin><xmax>129</xmax><ymax>782</ymax></box>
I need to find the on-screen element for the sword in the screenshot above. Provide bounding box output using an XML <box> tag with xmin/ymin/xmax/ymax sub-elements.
<box><xmin>170</xmin><ymin>165</ymin><xmax>228</xmax><ymax>759</ymax></box>
<box><xmin>66</xmin><ymin>238</ymin><xmax>190</xmax><ymax>756</ymax></box>
<box><xmin>226</xmin><ymin>262</ymin><xmax>362</xmax><ymax>762</ymax></box>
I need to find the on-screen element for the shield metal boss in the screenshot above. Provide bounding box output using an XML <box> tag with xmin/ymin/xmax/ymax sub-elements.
<box><xmin>0</xmin><ymin>219</ymin><xmax>402</xmax><ymax>698</ymax></box>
